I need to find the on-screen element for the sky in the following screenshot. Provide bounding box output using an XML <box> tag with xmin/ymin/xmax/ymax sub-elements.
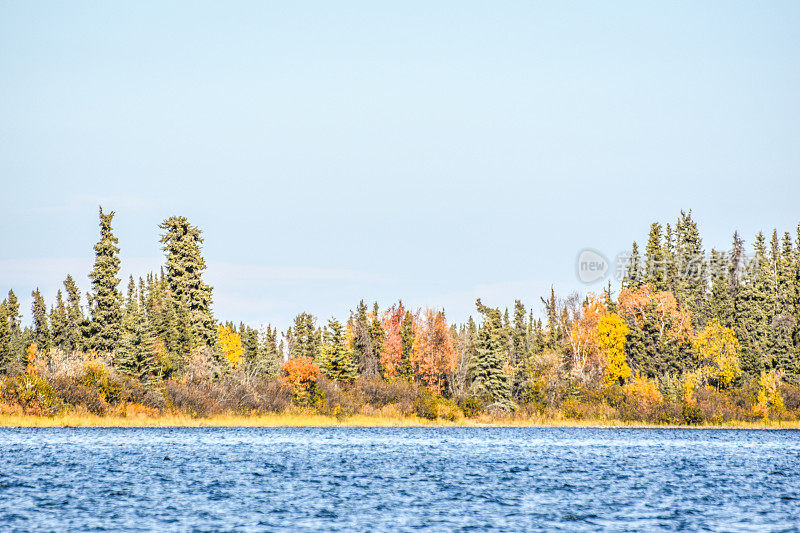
<box><xmin>1</xmin><ymin>1</ymin><xmax>799</xmax><ymax>330</ymax></box>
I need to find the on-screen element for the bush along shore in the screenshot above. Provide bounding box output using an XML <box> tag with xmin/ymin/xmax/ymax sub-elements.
<box><xmin>2</xmin><ymin>208</ymin><xmax>800</xmax><ymax>427</ymax></box>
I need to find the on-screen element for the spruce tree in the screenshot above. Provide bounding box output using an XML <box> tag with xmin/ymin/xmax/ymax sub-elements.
<box><xmin>623</xmin><ymin>241</ymin><xmax>642</xmax><ymax>289</ymax></box>
<box><xmin>287</xmin><ymin>312</ymin><xmax>320</xmax><ymax>359</ymax></box>
<box><xmin>644</xmin><ymin>223</ymin><xmax>667</xmax><ymax>291</ymax></box>
<box><xmin>31</xmin><ymin>288</ymin><xmax>50</xmax><ymax>351</ymax></box>
<box><xmin>736</xmin><ymin>232</ymin><xmax>772</xmax><ymax>376</ymax></box>
<box><xmin>369</xmin><ymin>302</ymin><xmax>385</xmax><ymax>374</ymax></box>
<box><xmin>88</xmin><ymin>207</ymin><xmax>123</xmax><ymax>354</ymax></box>
<box><xmin>319</xmin><ymin>317</ymin><xmax>357</xmax><ymax>384</ymax></box>
<box><xmin>350</xmin><ymin>300</ymin><xmax>378</xmax><ymax>377</ymax></box>
<box><xmin>471</xmin><ymin>299</ymin><xmax>512</xmax><ymax>405</ymax></box>
<box><xmin>398</xmin><ymin>310</ymin><xmax>415</xmax><ymax>380</ymax></box>
<box><xmin>49</xmin><ymin>290</ymin><xmax>68</xmax><ymax>351</ymax></box>
<box><xmin>159</xmin><ymin>216</ymin><xmax>215</xmax><ymax>348</ymax></box>
<box><xmin>772</xmin><ymin>231</ymin><xmax>797</xmax><ymax>381</ymax></box>
<box><xmin>0</xmin><ymin>301</ymin><xmax>11</xmax><ymax>372</ymax></box>
<box><xmin>118</xmin><ymin>276</ymin><xmax>156</xmax><ymax>380</ymax></box>
<box><xmin>674</xmin><ymin>211</ymin><xmax>707</xmax><ymax>325</ymax></box>
<box><xmin>63</xmin><ymin>275</ymin><xmax>86</xmax><ymax>352</ymax></box>
<box><xmin>6</xmin><ymin>289</ymin><xmax>20</xmax><ymax>336</ymax></box>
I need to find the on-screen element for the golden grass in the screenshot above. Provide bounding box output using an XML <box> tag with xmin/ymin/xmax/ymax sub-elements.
<box><xmin>1</xmin><ymin>409</ymin><xmax>799</xmax><ymax>429</ymax></box>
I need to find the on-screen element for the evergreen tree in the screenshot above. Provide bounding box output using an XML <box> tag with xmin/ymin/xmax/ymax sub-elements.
<box><xmin>398</xmin><ymin>310</ymin><xmax>415</xmax><ymax>380</ymax></box>
<box><xmin>6</xmin><ymin>289</ymin><xmax>20</xmax><ymax>336</ymax></box>
<box><xmin>736</xmin><ymin>232</ymin><xmax>772</xmax><ymax>376</ymax></box>
<box><xmin>319</xmin><ymin>317</ymin><xmax>357</xmax><ymax>384</ymax></box>
<box><xmin>63</xmin><ymin>275</ymin><xmax>86</xmax><ymax>352</ymax></box>
<box><xmin>674</xmin><ymin>210</ymin><xmax>707</xmax><ymax>325</ymax></box>
<box><xmin>31</xmin><ymin>288</ymin><xmax>50</xmax><ymax>351</ymax></box>
<box><xmin>118</xmin><ymin>276</ymin><xmax>156</xmax><ymax>379</ymax></box>
<box><xmin>772</xmin><ymin>231</ymin><xmax>797</xmax><ymax>381</ymax></box>
<box><xmin>88</xmin><ymin>207</ymin><xmax>123</xmax><ymax>353</ymax></box>
<box><xmin>287</xmin><ymin>312</ymin><xmax>320</xmax><ymax>360</ymax></box>
<box><xmin>644</xmin><ymin>223</ymin><xmax>667</xmax><ymax>291</ymax></box>
<box><xmin>471</xmin><ymin>299</ymin><xmax>511</xmax><ymax>405</ymax></box>
<box><xmin>0</xmin><ymin>301</ymin><xmax>11</xmax><ymax>372</ymax></box>
<box><xmin>510</xmin><ymin>300</ymin><xmax>529</xmax><ymax>398</ymax></box>
<box><xmin>159</xmin><ymin>216</ymin><xmax>215</xmax><ymax>348</ymax></box>
<box><xmin>49</xmin><ymin>290</ymin><xmax>68</xmax><ymax>351</ymax></box>
<box><xmin>254</xmin><ymin>325</ymin><xmax>282</xmax><ymax>377</ymax></box>
<box><xmin>369</xmin><ymin>302</ymin><xmax>385</xmax><ymax>374</ymax></box>
<box><xmin>350</xmin><ymin>300</ymin><xmax>378</xmax><ymax>377</ymax></box>
<box><xmin>708</xmin><ymin>249</ymin><xmax>733</xmax><ymax>327</ymax></box>
<box><xmin>623</xmin><ymin>241</ymin><xmax>642</xmax><ymax>288</ymax></box>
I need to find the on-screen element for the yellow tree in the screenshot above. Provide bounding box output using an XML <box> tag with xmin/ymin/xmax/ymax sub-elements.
<box><xmin>217</xmin><ymin>325</ymin><xmax>244</xmax><ymax>369</ymax></box>
<box><xmin>692</xmin><ymin>319</ymin><xmax>741</xmax><ymax>389</ymax></box>
<box><xmin>596</xmin><ymin>313</ymin><xmax>630</xmax><ymax>385</ymax></box>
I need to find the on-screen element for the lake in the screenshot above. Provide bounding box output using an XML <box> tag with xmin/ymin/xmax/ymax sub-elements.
<box><xmin>0</xmin><ymin>427</ymin><xmax>798</xmax><ymax>531</ymax></box>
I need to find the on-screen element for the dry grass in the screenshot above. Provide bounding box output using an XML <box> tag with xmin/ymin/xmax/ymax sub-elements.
<box><xmin>2</xmin><ymin>405</ymin><xmax>800</xmax><ymax>429</ymax></box>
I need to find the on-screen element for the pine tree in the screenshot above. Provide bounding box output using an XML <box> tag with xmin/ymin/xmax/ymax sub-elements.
<box><xmin>369</xmin><ymin>302</ymin><xmax>385</xmax><ymax>374</ymax></box>
<box><xmin>772</xmin><ymin>231</ymin><xmax>797</xmax><ymax>381</ymax></box>
<box><xmin>6</xmin><ymin>289</ymin><xmax>20</xmax><ymax>336</ymax></box>
<box><xmin>0</xmin><ymin>301</ymin><xmax>12</xmax><ymax>372</ymax></box>
<box><xmin>708</xmin><ymin>249</ymin><xmax>733</xmax><ymax>327</ymax></box>
<box><xmin>510</xmin><ymin>300</ymin><xmax>529</xmax><ymax>398</ymax></box>
<box><xmin>471</xmin><ymin>299</ymin><xmax>511</xmax><ymax>405</ymax></box>
<box><xmin>118</xmin><ymin>276</ymin><xmax>156</xmax><ymax>380</ymax></box>
<box><xmin>63</xmin><ymin>275</ymin><xmax>86</xmax><ymax>352</ymax></box>
<box><xmin>49</xmin><ymin>290</ymin><xmax>68</xmax><ymax>351</ymax></box>
<box><xmin>31</xmin><ymin>288</ymin><xmax>50</xmax><ymax>352</ymax></box>
<box><xmin>319</xmin><ymin>317</ymin><xmax>357</xmax><ymax>384</ymax></box>
<box><xmin>254</xmin><ymin>325</ymin><xmax>282</xmax><ymax>377</ymax></box>
<box><xmin>350</xmin><ymin>300</ymin><xmax>378</xmax><ymax>377</ymax></box>
<box><xmin>287</xmin><ymin>312</ymin><xmax>319</xmax><ymax>360</ymax></box>
<box><xmin>88</xmin><ymin>207</ymin><xmax>123</xmax><ymax>353</ymax></box>
<box><xmin>159</xmin><ymin>216</ymin><xmax>215</xmax><ymax>348</ymax></box>
<box><xmin>399</xmin><ymin>310</ymin><xmax>415</xmax><ymax>380</ymax></box>
<box><xmin>674</xmin><ymin>211</ymin><xmax>707</xmax><ymax>325</ymax></box>
<box><xmin>736</xmin><ymin>232</ymin><xmax>772</xmax><ymax>376</ymax></box>
<box><xmin>644</xmin><ymin>223</ymin><xmax>667</xmax><ymax>291</ymax></box>
<box><xmin>623</xmin><ymin>241</ymin><xmax>642</xmax><ymax>289</ymax></box>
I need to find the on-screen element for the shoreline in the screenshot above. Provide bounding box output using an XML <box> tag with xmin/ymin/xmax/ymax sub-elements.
<box><xmin>2</xmin><ymin>412</ymin><xmax>799</xmax><ymax>430</ymax></box>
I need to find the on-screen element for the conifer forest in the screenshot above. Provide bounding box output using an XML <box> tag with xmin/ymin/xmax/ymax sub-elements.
<box><xmin>2</xmin><ymin>207</ymin><xmax>800</xmax><ymax>425</ymax></box>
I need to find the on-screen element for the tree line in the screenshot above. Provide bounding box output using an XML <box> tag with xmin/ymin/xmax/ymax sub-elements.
<box><xmin>1</xmin><ymin>208</ymin><xmax>799</xmax><ymax>421</ymax></box>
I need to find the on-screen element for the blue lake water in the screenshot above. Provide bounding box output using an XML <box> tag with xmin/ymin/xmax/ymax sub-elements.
<box><xmin>1</xmin><ymin>427</ymin><xmax>799</xmax><ymax>531</ymax></box>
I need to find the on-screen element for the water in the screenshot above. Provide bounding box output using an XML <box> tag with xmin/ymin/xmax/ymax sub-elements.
<box><xmin>1</xmin><ymin>427</ymin><xmax>799</xmax><ymax>531</ymax></box>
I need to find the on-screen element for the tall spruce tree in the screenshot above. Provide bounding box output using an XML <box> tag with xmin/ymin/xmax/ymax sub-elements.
<box><xmin>623</xmin><ymin>241</ymin><xmax>642</xmax><ymax>288</ymax></box>
<box><xmin>118</xmin><ymin>276</ymin><xmax>156</xmax><ymax>380</ymax></box>
<box><xmin>0</xmin><ymin>301</ymin><xmax>11</xmax><ymax>372</ymax></box>
<box><xmin>31</xmin><ymin>288</ymin><xmax>50</xmax><ymax>351</ymax></box>
<box><xmin>287</xmin><ymin>312</ymin><xmax>320</xmax><ymax>359</ymax></box>
<box><xmin>49</xmin><ymin>290</ymin><xmax>68</xmax><ymax>351</ymax></box>
<box><xmin>6</xmin><ymin>289</ymin><xmax>20</xmax><ymax>336</ymax></box>
<box><xmin>674</xmin><ymin>211</ymin><xmax>707</xmax><ymax>325</ymax></box>
<box><xmin>736</xmin><ymin>232</ymin><xmax>772</xmax><ymax>376</ymax></box>
<box><xmin>159</xmin><ymin>216</ymin><xmax>215</xmax><ymax>348</ymax></box>
<box><xmin>88</xmin><ymin>207</ymin><xmax>123</xmax><ymax>353</ymax></box>
<box><xmin>63</xmin><ymin>275</ymin><xmax>85</xmax><ymax>352</ymax></box>
<box><xmin>471</xmin><ymin>299</ymin><xmax>512</xmax><ymax>405</ymax></box>
<box><xmin>319</xmin><ymin>317</ymin><xmax>357</xmax><ymax>384</ymax></box>
<box><xmin>644</xmin><ymin>223</ymin><xmax>667</xmax><ymax>291</ymax></box>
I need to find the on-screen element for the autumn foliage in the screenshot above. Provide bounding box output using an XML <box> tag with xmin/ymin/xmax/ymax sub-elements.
<box><xmin>411</xmin><ymin>309</ymin><xmax>456</xmax><ymax>395</ymax></box>
<box><xmin>280</xmin><ymin>357</ymin><xmax>320</xmax><ymax>404</ymax></box>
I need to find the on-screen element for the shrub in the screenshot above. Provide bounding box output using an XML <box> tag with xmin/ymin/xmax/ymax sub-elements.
<box><xmin>682</xmin><ymin>403</ymin><xmax>704</xmax><ymax>425</ymax></box>
<box><xmin>459</xmin><ymin>396</ymin><xmax>483</xmax><ymax>418</ymax></box>
<box><xmin>413</xmin><ymin>389</ymin><xmax>439</xmax><ymax>420</ymax></box>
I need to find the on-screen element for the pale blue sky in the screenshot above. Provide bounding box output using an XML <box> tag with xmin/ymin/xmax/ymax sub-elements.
<box><xmin>1</xmin><ymin>1</ymin><xmax>799</xmax><ymax>328</ymax></box>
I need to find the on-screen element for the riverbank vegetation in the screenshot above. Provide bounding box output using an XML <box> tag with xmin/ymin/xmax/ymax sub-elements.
<box><xmin>2</xmin><ymin>208</ymin><xmax>800</xmax><ymax>427</ymax></box>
